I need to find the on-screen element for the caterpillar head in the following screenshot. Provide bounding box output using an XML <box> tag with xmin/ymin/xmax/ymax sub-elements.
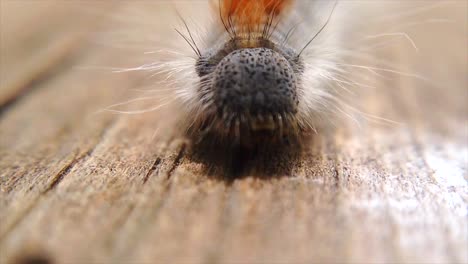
<box><xmin>194</xmin><ymin>38</ymin><xmax>304</xmax><ymax>145</ymax></box>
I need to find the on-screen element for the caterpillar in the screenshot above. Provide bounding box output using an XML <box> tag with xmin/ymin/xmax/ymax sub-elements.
<box><xmin>149</xmin><ymin>0</ymin><xmax>351</xmax><ymax>149</ymax></box>
<box><xmin>98</xmin><ymin>0</ymin><xmax>455</xmax><ymax>169</ymax></box>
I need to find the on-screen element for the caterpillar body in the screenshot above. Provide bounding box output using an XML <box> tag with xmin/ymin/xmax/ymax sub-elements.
<box><xmin>101</xmin><ymin>0</ymin><xmax>444</xmax><ymax>174</ymax></box>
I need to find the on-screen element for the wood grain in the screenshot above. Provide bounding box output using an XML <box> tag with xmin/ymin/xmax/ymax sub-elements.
<box><xmin>0</xmin><ymin>1</ymin><xmax>466</xmax><ymax>263</ymax></box>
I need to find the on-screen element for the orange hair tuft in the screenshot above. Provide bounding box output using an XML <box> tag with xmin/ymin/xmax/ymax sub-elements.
<box><xmin>220</xmin><ymin>0</ymin><xmax>293</xmax><ymax>34</ymax></box>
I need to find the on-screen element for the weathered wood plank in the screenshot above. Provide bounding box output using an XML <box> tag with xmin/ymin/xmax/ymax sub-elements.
<box><xmin>0</xmin><ymin>53</ymin><xmax>130</xmax><ymax>239</ymax></box>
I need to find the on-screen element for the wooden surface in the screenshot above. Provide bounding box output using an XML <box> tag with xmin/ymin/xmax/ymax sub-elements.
<box><xmin>0</xmin><ymin>1</ymin><xmax>467</xmax><ymax>263</ymax></box>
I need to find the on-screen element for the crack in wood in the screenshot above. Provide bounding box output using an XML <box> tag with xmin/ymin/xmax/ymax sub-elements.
<box><xmin>142</xmin><ymin>157</ymin><xmax>162</xmax><ymax>184</ymax></box>
<box><xmin>166</xmin><ymin>144</ymin><xmax>186</xmax><ymax>180</ymax></box>
<box><xmin>333</xmin><ymin>165</ymin><xmax>341</xmax><ymax>189</ymax></box>
<box><xmin>141</xmin><ymin>140</ymin><xmax>187</xmax><ymax>184</ymax></box>
<box><xmin>42</xmin><ymin>150</ymin><xmax>91</xmax><ymax>194</ymax></box>
<box><xmin>42</xmin><ymin>115</ymin><xmax>120</xmax><ymax>192</ymax></box>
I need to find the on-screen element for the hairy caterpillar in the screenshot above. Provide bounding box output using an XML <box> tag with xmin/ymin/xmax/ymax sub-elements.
<box><xmin>189</xmin><ymin>0</ymin><xmax>338</xmax><ymax>147</ymax></box>
<box><xmin>96</xmin><ymin>0</ymin><xmax>460</xmax><ymax>173</ymax></box>
<box><xmin>109</xmin><ymin>0</ymin><xmax>354</xmax><ymax>146</ymax></box>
